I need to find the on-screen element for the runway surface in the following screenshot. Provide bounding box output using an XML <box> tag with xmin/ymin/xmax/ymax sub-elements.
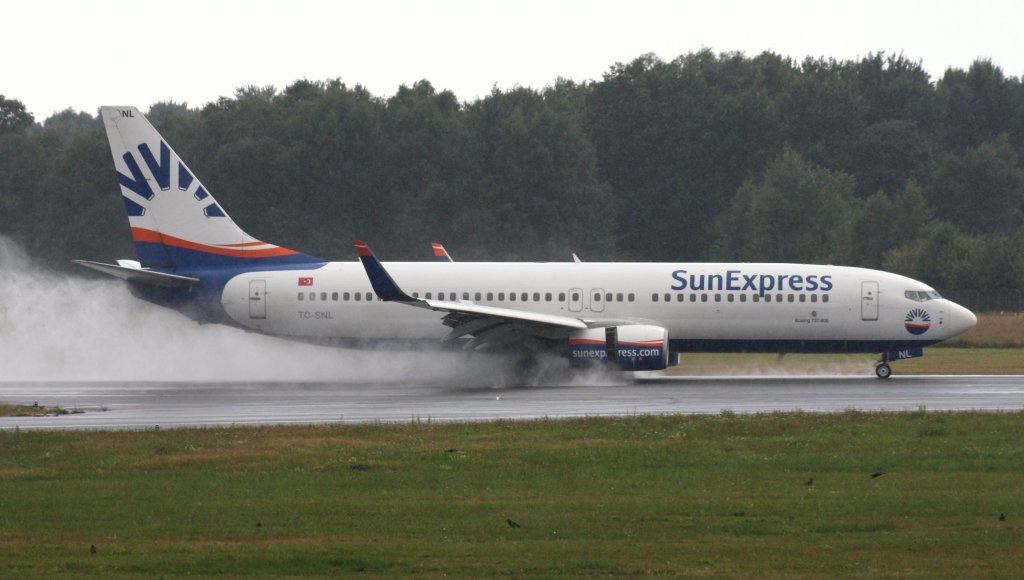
<box><xmin>1</xmin><ymin>374</ymin><xmax>1022</xmax><ymax>430</ymax></box>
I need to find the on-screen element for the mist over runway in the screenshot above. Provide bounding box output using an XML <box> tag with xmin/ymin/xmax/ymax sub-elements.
<box><xmin>1</xmin><ymin>375</ymin><xmax>1022</xmax><ymax>431</ymax></box>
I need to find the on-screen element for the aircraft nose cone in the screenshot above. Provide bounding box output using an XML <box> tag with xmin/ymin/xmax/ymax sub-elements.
<box><xmin>947</xmin><ymin>303</ymin><xmax>977</xmax><ymax>338</ymax></box>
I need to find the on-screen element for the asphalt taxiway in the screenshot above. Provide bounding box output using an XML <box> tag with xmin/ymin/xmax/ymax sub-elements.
<box><xmin>1</xmin><ymin>375</ymin><xmax>1022</xmax><ymax>430</ymax></box>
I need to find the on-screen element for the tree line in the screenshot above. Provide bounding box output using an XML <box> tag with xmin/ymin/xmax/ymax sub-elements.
<box><xmin>1</xmin><ymin>50</ymin><xmax>1023</xmax><ymax>300</ymax></box>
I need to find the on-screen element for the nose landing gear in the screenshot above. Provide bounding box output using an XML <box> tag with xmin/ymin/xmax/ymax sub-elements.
<box><xmin>875</xmin><ymin>347</ymin><xmax>924</xmax><ymax>379</ymax></box>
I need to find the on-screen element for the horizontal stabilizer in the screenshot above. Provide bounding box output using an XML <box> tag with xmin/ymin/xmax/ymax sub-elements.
<box><xmin>72</xmin><ymin>260</ymin><xmax>199</xmax><ymax>288</ymax></box>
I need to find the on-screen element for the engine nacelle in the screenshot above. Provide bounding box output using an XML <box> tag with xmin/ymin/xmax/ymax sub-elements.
<box><xmin>568</xmin><ymin>325</ymin><xmax>670</xmax><ymax>371</ymax></box>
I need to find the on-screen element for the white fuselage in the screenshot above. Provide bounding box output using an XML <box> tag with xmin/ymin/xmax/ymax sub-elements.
<box><xmin>219</xmin><ymin>261</ymin><xmax>975</xmax><ymax>352</ymax></box>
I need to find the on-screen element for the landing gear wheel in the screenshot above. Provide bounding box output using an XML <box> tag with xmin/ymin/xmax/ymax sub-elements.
<box><xmin>875</xmin><ymin>363</ymin><xmax>892</xmax><ymax>379</ymax></box>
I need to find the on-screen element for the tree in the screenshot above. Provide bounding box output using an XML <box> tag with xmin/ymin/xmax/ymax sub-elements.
<box><xmin>0</xmin><ymin>95</ymin><xmax>34</xmax><ymax>135</ymax></box>
<box><xmin>42</xmin><ymin>108</ymin><xmax>99</xmax><ymax>143</ymax></box>
<box><xmin>930</xmin><ymin>134</ymin><xmax>1024</xmax><ymax>233</ymax></box>
<box><xmin>844</xmin><ymin>181</ymin><xmax>934</xmax><ymax>267</ymax></box>
<box><xmin>712</xmin><ymin>149</ymin><xmax>856</xmax><ymax>263</ymax></box>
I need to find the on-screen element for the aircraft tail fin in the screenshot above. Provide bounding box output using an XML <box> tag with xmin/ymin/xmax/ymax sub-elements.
<box><xmin>100</xmin><ymin>106</ymin><xmax>322</xmax><ymax>270</ymax></box>
<box><xmin>431</xmin><ymin>242</ymin><xmax>453</xmax><ymax>262</ymax></box>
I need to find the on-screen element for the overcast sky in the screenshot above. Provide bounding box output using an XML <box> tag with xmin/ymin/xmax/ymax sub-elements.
<box><xmin>6</xmin><ymin>0</ymin><xmax>1023</xmax><ymax>121</ymax></box>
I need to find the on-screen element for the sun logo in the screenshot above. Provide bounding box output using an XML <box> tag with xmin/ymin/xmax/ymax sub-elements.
<box><xmin>904</xmin><ymin>308</ymin><xmax>931</xmax><ymax>335</ymax></box>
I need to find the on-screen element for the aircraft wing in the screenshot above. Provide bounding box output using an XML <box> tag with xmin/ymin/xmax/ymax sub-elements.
<box><xmin>354</xmin><ymin>241</ymin><xmax>586</xmax><ymax>350</ymax></box>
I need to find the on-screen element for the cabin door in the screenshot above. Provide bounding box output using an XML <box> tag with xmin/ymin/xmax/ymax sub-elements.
<box><xmin>861</xmin><ymin>281</ymin><xmax>878</xmax><ymax>321</ymax></box>
<box><xmin>249</xmin><ymin>279</ymin><xmax>267</xmax><ymax>319</ymax></box>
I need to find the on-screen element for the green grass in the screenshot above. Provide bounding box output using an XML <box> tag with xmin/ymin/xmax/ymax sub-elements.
<box><xmin>2</xmin><ymin>413</ymin><xmax>1023</xmax><ymax>577</ymax></box>
<box><xmin>0</xmin><ymin>403</ymin><xmax>68</xmax><ymax>417</ymax></box>
<box><xmin>669</xmin><ymin>347</ymin><xmax>1024</xmax><ymax>376</ymax></box>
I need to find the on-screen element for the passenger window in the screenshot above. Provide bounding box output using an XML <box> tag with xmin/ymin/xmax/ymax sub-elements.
<box><xmin>810</xmin><ymin>294</ymin><xmax>817</xmax><ymax>303</ymax></box>
<box><xmin>594</xmin><ymin>293</ymin><xmax>602</xmax><ymax>302</ymax></box>
<box><xmin>606</xmin><ymin>293</ymin><xmax>613</xmax><ymax>302</ymax></box>
<box><xmin>309</xmin><ymin>292</ymin><xmax>316</xmax><ymax>301</ymax></box>
<box><xmin>677</xmin><ymin>293</ymin><xmax>684</xmax><ymax>302</ymax></box>
<box><xmin>332</xmin><ymin>292</ymin><xmax>338</xmax><ymax>301</ymax></box>
<box><xmin>367</xmin><ymin>293</ymin><xmax>372</xmax><ymax>301</ymax></box>
<box><xmin>463</xmin><ymin>292</ymin><xmax>470</xmax><ymax>300</ymax></box>
<box><xmin>559</xmin><ymin>292</ymin><xmax>566</xmax><ymax>302</ymax></box>
<box><xmin>298</xmin><ymin>293</ymin><xmax>304</xmax><ymax>301</ymax></box>
<box><xmin>499</xmin><ymin>292</ymin><xmax>505</xmax><ymax>301</ymax></box>
<box><xmin>475</xmin><ymin>292</ymin><xmax>482</xmax><ymax>301</ymax></box>
<box><xmin>521</xmin><ymin>292</ymin><xmax>528</xmax><ymax>301</ymax></box>
<box><xmin>689</xmin><ymin>294</ymin><xmax>697</xmax><ymax>303</ymax></box>
<box><xmin>776</xmin><ymin>294</ymin><xmax>783</xmax><ymax>303</ymax></box>
<box><xmin>701</xmin><ymin>294</ymin><xmax>708</xmax><ymax>302</ymax></box>
<box><xmin>799</xmin><ymin>294</ymin><xmax>806</xmax><ymax>302</ymax></box>
<box><xmin>727</xmin><ymin>294</ymin><xmax>735</xmax><ymax>302</ymax></box>
<box><xmin>617</xmin><ymin>293</ymin><xmax>624</xmax><ymax>302</ymax></box>
<box><xmin>664</xmin><ymin>293</ymin><xmax>671</xmax><ymax>302</ymax></box>
<box><xmin>739</xmin><ymin>294</ymin><xmax>746</xmax><ymax>303</ymax></box>
<box><xmin>533</xmin><ymin>292</ymin><xmax>540</xmax><ymax>301</ymax></box>
<box><xmin>545</xmin><ymin>292</ymin><xmax>552</xmax><ymax>301</ymax></box>
<box><xmin>765</xmin><ymin>295</ymin><xmax>772</xmax><ymax>303</ymax></box>
<box><xmin>752</xmin><ymin>294</ymin><xmax>759</xmax><ymax>302</ymax></box>
<box><xmin>510</xmin><ymin>293</ymin><xmax>516</xmax><ymax>302</ymax></box>
<box><xmin>487</xmin><ymin>292</ymin><xmax>493</xmax><ymax>301</ymax></box>
<box><xmin>823</xmin><ymin>294</ymin><xmax>830</xmax><ymax>303</ymax></box>
<box><xmin>714</xmin><ymin>294</ymin><xmax>721</xmax><ymax>302</ymax></box>
<box><xmin>652</xmin><ymin>293</ymin><xmax>659</xmax><ymax>302</ymax></box>
<box><xmin>788</xmin><ymin>294</ymin><xmax>795</xmax><ymax>303</ymax></box>
<box><xmin>572</xmin><ymin>292</ymin><xmax>579</xmax><ymax>301</ymax></box>
<box><xmin>354</xmin><ymin>293</ymin><xmax>361</xmax><ymax>301</ymax></box>
<box><xmin>343</xmin><ymin>292</ymin><xmax>350</xmax><ymax>301</ymax></box>
<box><xmin>628</xmin><ymin>293</ymin><xmax>635</xmax><ymax>302</ymax></box>
<box><xmin>321</xmin><ymin>292</ymin><xmax>327</xmax><ymax>301</ymax></box>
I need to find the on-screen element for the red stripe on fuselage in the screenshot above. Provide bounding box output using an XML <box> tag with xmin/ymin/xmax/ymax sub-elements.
<box><xmin>130</xmin><ymin>227</ymin><xmax>298</xmax><ymax>258</ymax></box>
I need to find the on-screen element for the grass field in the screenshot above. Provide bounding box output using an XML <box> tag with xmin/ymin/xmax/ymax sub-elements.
<box><xmin>945</xmin><ymin>312</ymin><xmax>1024</xmax><ymax>348</ymax></box>
<box><xmin>666</xmin><ymin>347</ymin><xmax>1024</xmax><ymax>376</ymax></box>
<box><xmin>666</xmin><ymin>313</ymin><xmax>1024</xmax><ymax>376</ymax></box>
<box><xmin>2</xmin><ymin>413</ymin><xmax>1023</xmax><ymax>577</ymax></box>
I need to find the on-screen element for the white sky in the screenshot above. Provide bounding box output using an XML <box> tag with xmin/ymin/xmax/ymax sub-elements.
<box><xmin>6</xmin><ymin>0</ymin><xmax>1023</xmax><ymax>121</ymax></box>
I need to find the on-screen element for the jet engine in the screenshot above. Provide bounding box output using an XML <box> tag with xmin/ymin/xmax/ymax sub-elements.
<box><xmin>568</xmin><ymin>324</ymin><xmax>670</xmax><ymax>371</ymax></box>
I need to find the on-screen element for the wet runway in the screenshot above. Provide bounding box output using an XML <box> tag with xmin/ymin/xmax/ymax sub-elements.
<box><xmin>1</xmin><ymin>375</ymin><xmax>1022</xmax><ymax>430</ymax></box>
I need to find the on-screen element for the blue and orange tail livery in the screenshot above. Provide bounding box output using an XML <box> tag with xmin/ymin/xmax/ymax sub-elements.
<box><xmin>431</xmin><ymin>242</ymin><xmax>453</xmax><ymax>262</ymax></box>
<box><xmin>101</xmin><ymin>106</ymin><xmax>322</xmax><ymax>270</ymax></box>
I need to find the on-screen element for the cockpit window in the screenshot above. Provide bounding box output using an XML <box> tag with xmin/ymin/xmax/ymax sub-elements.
<box><xmin>905</xmin><ymin>290</ymin><xmax>943</xmax><ymax>302</ymax></box>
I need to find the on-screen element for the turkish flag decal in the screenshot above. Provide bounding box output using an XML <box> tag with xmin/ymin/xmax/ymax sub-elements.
<box><xmin>298</xmin><ymin>277</ymin><xmax>313</xmax><ymax>286</ymax></box>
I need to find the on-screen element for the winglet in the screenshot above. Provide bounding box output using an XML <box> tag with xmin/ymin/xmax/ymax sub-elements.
<box><xmin>431</xmin><ymin>242</ymin><xmax>453</xmax><ymax>262</ymax></box>
<box><xmin>354</xmin><ymin>240</ymin><xmax>416</xmax><ymax>302</ymax></box>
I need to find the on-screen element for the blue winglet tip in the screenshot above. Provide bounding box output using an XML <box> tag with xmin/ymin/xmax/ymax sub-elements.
<box><xmin>354</xmin><ymin>240</ymin><xmax>414</xmax><ymax>302</ymax></box>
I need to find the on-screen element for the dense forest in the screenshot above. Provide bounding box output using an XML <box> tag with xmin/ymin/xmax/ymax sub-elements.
<box><xmin>1</xmin><ymin>50</ymin><xmax>1022</xmax><ymax>309</ymax></box>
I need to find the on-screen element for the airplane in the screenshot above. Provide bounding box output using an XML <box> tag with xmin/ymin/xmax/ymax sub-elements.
<box><xmin>75</xmin><ymin>106</ymin><xmax>978</xmax><ymax>381</ymax></box>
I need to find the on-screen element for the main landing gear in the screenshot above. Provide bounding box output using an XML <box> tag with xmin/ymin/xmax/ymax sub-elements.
<box><xmin>874</xmin><ymin>361</ymin><xmax>892</xmax><ymax>379</ymax></box>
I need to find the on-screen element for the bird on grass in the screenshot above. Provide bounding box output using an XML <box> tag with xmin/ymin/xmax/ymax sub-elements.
<box><xmin>804</xmin><ymin>478</ymin><xmax>814</xmax><ymax>486</ymax></box>
<box><xmin>999</xmin><ymin>513</ymin><xmax>1006</xmax><ymax>521</ymax></box>
<box><xmin>90</xmin><ymin>545</ymin><xmax>97</xmax><ymax>555</ymax></box>
<box><xmin>870</xmin><ymin>470</ymin><xmax>886</xmax><ymax>478</ymax></box>
<box><xmin>445</xmin><ymin>448</ymin><xmax>458</xmax><ymax>453</ymax></box>
<box><xmin>506</xmin><ymin>519</ymin><xmax>521</xmax><ymax>529</ymax></box>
